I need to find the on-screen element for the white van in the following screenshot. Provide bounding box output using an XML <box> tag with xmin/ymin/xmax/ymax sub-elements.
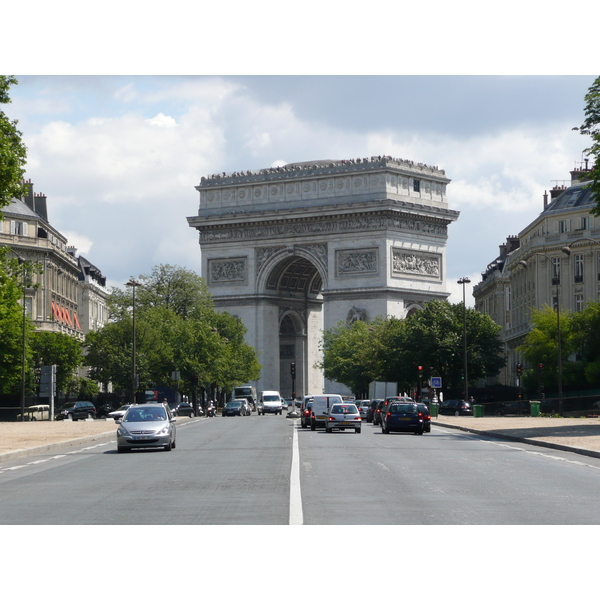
<box><xmin>310</xmin><ymin>394</ymin><xmax>344</xmax><ymax>430</ymax></box>
<box><xmin>258</xmin><ymin>391</ymin><xmax>283</xmax><ymax>415</ymax></box>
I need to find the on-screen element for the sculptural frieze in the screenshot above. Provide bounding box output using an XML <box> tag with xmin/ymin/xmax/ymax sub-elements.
<box><xmin>208</xmin><ymin>258</ymin><xmax>247</xmax><ymax>283</ymax></box>
<box><xmin>337</xmin><ymin>249</ymin><xmax>378</xmax><ymax>276</ymax></box>
<box><xmin>392</xmin><ymin>249</ymin><xmax>441</xmax><ymax>278</ymax></box>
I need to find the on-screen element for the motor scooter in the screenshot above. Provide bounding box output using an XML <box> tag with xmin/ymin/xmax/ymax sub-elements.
<box><xmin>206</xmin><ymin>403</ymin><xmax>216</xmax><ymax>418</ymax></box>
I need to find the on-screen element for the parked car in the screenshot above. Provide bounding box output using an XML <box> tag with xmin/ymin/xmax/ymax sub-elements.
<box><xmin>94</xmin><ymin>403</ymin><xmax>114</xmax><ymax>418</ymax></box>
<box><xmin>17</xmin><ymin>405</ymin><xmax>50</xmax><ymax>421</ymax></box>
<box><xmin>222</xmin><ymin>401</ymin><xmax>245</xmax><ymax>416</ymax></box>
<box><xmin>239</xmin><ymin>398</ymin><xmax>251</xmax><ymax>416</ymax></box>
<box><xmin>325</xmin><ymin>402</ymin><xmax>362</xmax><ymax>434</ymax></box>
<box><xmin>174</xmin><ymin>402</ymin><xmax>195</xmax><ymax>417</ymax></box>
<box><xmin>116</xmin><ymin>403</ymin><xmax>176</xmax><ymax>452</ymax></box>
<box><xmin>381</xmin><ymin>401</ymin><xmax>428</xmax><ymax>435</ymax></box>
<box><xmin>439</xmin><ymin>400</ymin><xmax>473</xmax><ymax>416</ymax></box>
<box><xmin>55</xmin><ymin>400</ymin><xmax>97</xmax><ymax>421</ymax></box>
<box><xmin>301</xmin><ymin>401</ymin><xmax>313</xmax><ymax>428</ymax></box>
<box><xmin>108</xmin><ymin>404</ymin><xmax>133</xmax><ymax>420</ymax></box>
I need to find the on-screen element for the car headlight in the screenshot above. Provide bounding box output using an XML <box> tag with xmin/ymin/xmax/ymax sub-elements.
<box><xmin>117</xmin><ymin>425</ymin><xmax>130</xmax><ymax>437</ymax></box>
<box><xmin>157</xmin><ymin>425</ymin><xmax>171</xmax><ymax>435</ymax></box>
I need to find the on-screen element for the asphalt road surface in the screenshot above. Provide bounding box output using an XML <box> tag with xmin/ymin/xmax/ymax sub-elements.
<box><xmin>2</xmin><ymin>413</ymin><xmax>600</xmax><ymax>525</ymax></box>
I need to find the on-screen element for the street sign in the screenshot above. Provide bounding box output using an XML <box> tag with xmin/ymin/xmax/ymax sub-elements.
<box><xmin>39</xmin><ymin>365</ymin><xmax>56</xmax><ymax>396</ymax></box>
<box><xmin>431</xmin><ymin>377</ymin><xmax>442</xmax><ymax>388</ymax></box>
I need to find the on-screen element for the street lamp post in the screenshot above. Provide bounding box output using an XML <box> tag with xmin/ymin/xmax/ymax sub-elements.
<box><xmin>457</xmin><ymin>277</ymin><xmax>471</xmax><ymax>403</ymax></box>
<box><xmin>126</xmin><ymin>279</ymin><xmax>142</xmax><ymax>403</ymax></box>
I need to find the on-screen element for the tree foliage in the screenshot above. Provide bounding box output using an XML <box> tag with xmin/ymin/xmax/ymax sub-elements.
<box><xmin>320</xmin><ymin>300</ymin><xmax>505</xmax><ymax>397</ymax></box>
<box><xmin>578</xmin><ymin>75</ymin><xmax>600</xmax><ymax>215</ymax></box>
<box><xmin>29</xmin><ymin>331</ymin><xmax>83</xmax><ymax>393</ymax></box>
<box><xmin>84</xmin><ymin>264</ymin><xmax>261</xmax><ymax>398</ymax></box>
<box><xmin>0</xmin><ymin>76</ymin><xmax>27</xmax><ymax>211</ymax></box>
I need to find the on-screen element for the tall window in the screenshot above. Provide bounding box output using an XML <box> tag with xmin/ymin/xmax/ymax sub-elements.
<box><xmin>558</xmin><ymin>220</ymin><xmax>569</xmax><ymax>234</ymax></box>
<box><xmin>10</xmin><ymin>220</ymin><xmax>28</xmax><ymax>236</ymax></box>
<box><xmin>551</xmin><ymin>256</ymin><xmax>560</xmax><ymax>285</ymax></box>
<box><xmin>413</xmin><ymin>179</ymin><xmax>420</xmax><ymax>193</ymax></box>
<box><xmin>575</xmin><ymin>293</ymin><xmax>584</xmax><ymax>312</ymax></box>
<box><xmin>574</xmin><ymin>253</ymin><xmax>584</xmax><ymax>284</ymax></box>
<box><xmin>581</xmin><ymin>216</ymin><xmax>590</xmax><ymax>230</ymax></box>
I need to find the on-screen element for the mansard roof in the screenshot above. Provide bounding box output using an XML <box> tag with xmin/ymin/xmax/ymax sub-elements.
<box><xmin>543</xmin><ymin>181</ymin><xmax>596</xmax><ymax>214</ymax></box>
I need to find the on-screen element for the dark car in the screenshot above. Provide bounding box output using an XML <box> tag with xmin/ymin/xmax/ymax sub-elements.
<box><xmin>381</xmin><ymin>401</ymin><xmax>428</xmax><ymax>435</ymax></box>
<box><xmin>222</xmin><ymin>401</ymin><xmax>245</xmax><ymax>416</ymax></box>
<box><xmin>372</xmin><ymin>400</ymin><xmax>386</xmax><ymax>426</ymax></box>
<box><xmin>439</xmin><ymin>400</ymin><xmax>473</xmax><ymax>416</ymax></box>
<box><xmin>301</xmin><ymin>401</ymin><xmax>313</xmax><ymax>428</ymax></box>
<box><xmin>174</xmin><ymin>402</ymin><xmax>195</xmax><ymax>418</ymax></box>
<box><xmin>366</xmin><ymin>399</ymin><xmax>380</xmax><ymax>423</ymax></box>
<box><xmin>55</xmin><ymin>400</ymin><xmax>97</xmax><ymax>421</ymax></box>
<box><xmin>416</xmin><ymin>402</ymin><xmax>431</xmax><ymax>432</ymax></box>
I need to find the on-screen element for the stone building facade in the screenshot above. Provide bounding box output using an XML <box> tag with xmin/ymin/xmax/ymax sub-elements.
<box><xmin>1</xmin><ymin>181</ymin><xmax>108</xmax><ymax>340</ymax></box>
<box><xmin>188</xmin><ymin>156</ymin><xmax>459</xmax><ymax>397</ymax></box>
<box><xmin>473</xmin><ymin>164</ymin><xmax>598</xmax><ymax>386</ymax></box>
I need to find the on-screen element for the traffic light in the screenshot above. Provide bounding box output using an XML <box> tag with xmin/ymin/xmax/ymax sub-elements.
<box><xmin>538</xmin><ymin>363</ymin><xmax>544</xmax><ymax>376</ymax></box>
<box><xmin>418</xmin><ymin>365</ymin><xmax>423</xmax><ymax>374</ymax></box>
<box><xmin>516</xmin><ymin>363</ymin><xmax>523</xmax><ymax>377</ymax></box>
<box><xmin>290</xmin><ymin>362</ymin><xmax>296</xmax><ymax>378</ymax></box>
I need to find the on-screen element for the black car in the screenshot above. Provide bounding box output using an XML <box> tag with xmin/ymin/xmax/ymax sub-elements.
<box><xmin>55</xmin><ymin>400</ymin><xmax>97</xmax><ymax>421</ymax></box>
<box><xmin>222</xmin><ymin>401</ymin><xmax>245</xmax><ymax>416</ymax></box>
<box><xmin>366</xmin><ymin>400</ymin><xmax>380</xmax><ymax>423</ymax></box>
<box><xmin>439</xmin><ymin>400</ymin><xmax>473</xmax><ymax>416</ymax></box>
<box><xmin>416</xmin><ymin>402</ymin><xmax>431</xmax><ymax>432</ymax></box>
<box><xmin>301</xmin><ymin>401</ymin><xmax>313</xmax><ymax>428</ymax></box>
<box><xmin>372</xmin><ymin>400</ymin><xmax>386</xmax><ymax>426</ymax></box>
<box><xmin>174</xmin><ymin>402</ymin><xmax>195</xmax><ymax>417</ymax></box>
<box><xmin>381</xmin><ymin>401</ymin><xmax>428</xmax><ymax>435</ymax></box>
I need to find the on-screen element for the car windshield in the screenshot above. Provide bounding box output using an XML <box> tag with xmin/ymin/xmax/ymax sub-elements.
<box><xmin>263</xmin><ymin>396</ymin><xmax>279</xmax><ymax>402</ymax></box>
<box><xmin>227</xmin><ymin>402</ymin><xmax>241</xmax><ymax>407</ymax></box>
<box><xmin>124</xmin><ymin>407</ymin><xmax>167</xmax><ymax>422</ymax></box>
<box><xmin>390</xmin><ymin>403</ymin><xmax>417</xmax><ymax>413</ymax></box>
<box><xmin>331</xmin><ymin>405</ymin><xmax>358</xmax><ymax>414</ymax></box>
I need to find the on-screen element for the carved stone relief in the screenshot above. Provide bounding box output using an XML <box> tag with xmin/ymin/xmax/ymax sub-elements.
<box><xmin>336</xmin><ymin>248</ymin><xmax>378</xmax><ymax>277</ymax></box>
<box><xmin>346</xmin><ymin>306</ymin><xmax>368</xmax><ymax>325</ymax></box>
<box><xmin>208</xmin><ymin>257</ymin><xmax>247</xmax><ymax>284</ymax></box>
<box><xmin>392</xmin><ymin>249</ymin><xmax>441</xmax><ymax>279</ymax></box>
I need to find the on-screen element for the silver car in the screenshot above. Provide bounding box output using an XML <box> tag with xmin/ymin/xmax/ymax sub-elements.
<box><xmin>116</xmin><ymin>404</ymin><xmax>176</xmax><ymax>452</ymax></box>
<box><xmin>325</xmin><ymin>403</ymin><xmax>362</xmax><ymax>434</ymax></box>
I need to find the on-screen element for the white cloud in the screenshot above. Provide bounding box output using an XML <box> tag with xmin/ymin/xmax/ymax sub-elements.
<box><xmin>146</xmin><ymin>113</ymin><xmax>178</xmax><ymax>128</ymax></box>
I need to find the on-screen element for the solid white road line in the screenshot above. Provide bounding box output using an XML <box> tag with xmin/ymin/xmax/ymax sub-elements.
<box><xmin>289</xmin><ymin>423</ymin><xmax>303</xmax><ymax>525</ymax></box>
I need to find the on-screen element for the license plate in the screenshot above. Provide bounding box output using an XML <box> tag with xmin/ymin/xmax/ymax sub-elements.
<box><xmin>135</xmin><ymin>435</ymin><xmax>151</xmax><ymax>440</ymax></box>
<box><xmin>342</xmin><ymin>421</ymin><xmax>355</xmax><ymax>425</ymax></box>
<box><xmin>400</xmin><ymin>417</ymin><xmax>411</xmax><ymax>421</ymax></box>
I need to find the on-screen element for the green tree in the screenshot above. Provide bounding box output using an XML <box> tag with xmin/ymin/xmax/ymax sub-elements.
<box><xmin>0</xmin><ymin>76</ymin><xmax>27</xmax><ymax>210</ymax></box>
<box><xmin>29</xmin><ymin>331</ymin><xmax>83</xmax><ymax>394</ymax></box>
<box><xmin>578</xmin><ymin>75</ymin><xmax>600</xmax><ymax>215</ymax></box>
<box><xmin>84</xmin><ymin>265</ymin><xmax>261</xmax><ymax>399</ymax></box>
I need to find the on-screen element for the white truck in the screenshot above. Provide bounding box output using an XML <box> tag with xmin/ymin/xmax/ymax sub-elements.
<box><xmin>258</xmin><ymin>390</ymin><xmax>283</xmax><ymax>415</ymax></box>
<box><xmin>368</xmin><ymin>381</ymin><xmax>397</xmax><ymax>399</ymax></box>
<box><xmin>310</xmin><ymin>393</ymin><xmax>344</xmax><ymax>430</ymax></box>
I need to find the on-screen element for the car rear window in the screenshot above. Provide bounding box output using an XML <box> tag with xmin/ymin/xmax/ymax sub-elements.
<box><xmin>390</xmin><ymin>403</ymin><xmax>417</xmax><ymax>413</ymax></box>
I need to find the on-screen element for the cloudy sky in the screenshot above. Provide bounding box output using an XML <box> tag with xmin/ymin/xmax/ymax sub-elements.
<box><xmin>6</xmin><ymin>74</ymin><xmax>596</xmax><ymax>305</ymax></box>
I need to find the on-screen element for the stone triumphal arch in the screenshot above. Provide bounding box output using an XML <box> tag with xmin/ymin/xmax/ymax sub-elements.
<box><xmin>187</xmin><ymin>156</ymin><xmax>459</xmax><ymax>397</ymax></box>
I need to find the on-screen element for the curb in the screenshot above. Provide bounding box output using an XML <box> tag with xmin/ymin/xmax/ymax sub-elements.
<box><xmin>0</xmin><ymin>430</ymin><xmax>117</xmax><ymax>464</ymax></box>
<box><xmin>0</xmin><ymin>416</ymin><xmax>204</xmax><ymax>464</ymax></box>
<box><xmin>432</xmin><ymin>420</ymin><xmax>600</xmax><ymax>460</ymax></box>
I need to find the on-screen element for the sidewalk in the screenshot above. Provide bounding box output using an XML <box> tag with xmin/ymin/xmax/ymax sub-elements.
<box><xmin>432</xmin><ymin>414</ymin><xmax>600</xmax><ymax>458</ymax></box>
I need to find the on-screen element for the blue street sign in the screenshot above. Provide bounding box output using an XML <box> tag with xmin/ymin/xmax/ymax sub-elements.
<box><xmin>431</xmin><ymin>377</ymin><xmax>442</xmax><ymax>388</ymax></box>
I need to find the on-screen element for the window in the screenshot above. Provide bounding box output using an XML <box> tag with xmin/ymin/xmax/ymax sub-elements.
<box><xmin>413</xmin><ymin>179</ymin><xmax>420</xmax><ymax>193</ymax></box>
<box><xmin>574</xmin><ymin>254</ymin><xmax>584</xmax><ymax>284</ymax></box>
<box><xmin>575</xmin><ymin>293</ymin><xmax>584</xmax><ymax>312</ymax></box>
<box><xmin>558</xmin><ymin>220</ymin><xmax>569</xmax><ymax>234</ymax></box>
<box><xmin>581</xmin><ymin>216</ymin><xmax>590</xmax><ymax>230</ymax></box>
<box><xmin>551</xmin><ymin>256</ymin><xmax>560</xmax><ymax>285</ymax></box>
<box><xmin>597</xmin><ymin>251</ymin><xmax>600</xmax><ymax>281</ymax></box>
<box><xmin>10</xmin><ymin>220</ymin><xmax>28</xmax><ymax>236</ymax></box>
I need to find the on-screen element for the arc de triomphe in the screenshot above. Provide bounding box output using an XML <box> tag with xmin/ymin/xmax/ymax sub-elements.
<box><xmin>187</xmin><ymin>156</ymin><xmax>459</xmax><ymax>397</ymax></box>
